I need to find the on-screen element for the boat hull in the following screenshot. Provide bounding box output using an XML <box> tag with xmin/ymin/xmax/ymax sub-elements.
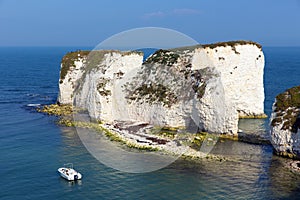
<box><xmin>58</xmin><ymin>167</ymin><xmax>82</xmax><ymax>181</ymax></box>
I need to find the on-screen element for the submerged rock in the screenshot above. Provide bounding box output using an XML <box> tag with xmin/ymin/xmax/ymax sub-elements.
<box><xmin>37</xmin><ymin>104</ymin><xmax>75</xmax><ymax>116</ymax></box>
<box><xmin>57</xmin><ymin>41</ymin><xmax>265</xmax><ymax>135</ymax></box>
<box><xmin>270</xmin><ymin>86</ymin><xmax>300</xmax><ymax>159</ymax></box>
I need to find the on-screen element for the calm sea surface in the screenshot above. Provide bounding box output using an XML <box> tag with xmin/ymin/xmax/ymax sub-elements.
<box><xmin>1</xmin><ymin>47</ymin><xmax>300</xmax><ymax>200</ymax></box>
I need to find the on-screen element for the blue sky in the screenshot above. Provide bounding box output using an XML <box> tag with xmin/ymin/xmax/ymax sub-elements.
<box><xmin>0</xmin><ymin>0</ymin><xmax>300</xmax><ymax>47</ymax></box>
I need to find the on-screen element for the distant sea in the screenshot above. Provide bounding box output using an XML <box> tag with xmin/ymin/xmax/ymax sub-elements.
<box><xmin>1</xmin><ymin>46</ymin><xmax>300</xmax><ymax>200</ymax></box>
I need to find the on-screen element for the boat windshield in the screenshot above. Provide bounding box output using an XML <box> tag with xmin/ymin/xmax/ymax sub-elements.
<box><xmin>63</xmin><ymin>163</ymin><xmax>73</xmax><ymax>169</ymax></box>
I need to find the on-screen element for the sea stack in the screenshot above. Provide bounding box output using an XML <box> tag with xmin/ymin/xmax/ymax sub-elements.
<box><xmin>270</xmin><ymin>86</ymin><xmax>300</xmax><ymax>158</ymax></box>
<box><xmin>58</xmin><ymin>41</ymin><xmax>265</xmax><ymax>135</ymax></box>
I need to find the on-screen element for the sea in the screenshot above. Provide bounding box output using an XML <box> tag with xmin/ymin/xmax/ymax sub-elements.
<box><xmin>0</xmin><ymin>46</ymin><xmax>300</xmax><ymax>200</ymax></box>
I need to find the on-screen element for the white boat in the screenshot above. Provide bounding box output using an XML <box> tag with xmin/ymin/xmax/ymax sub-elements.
<box><xmin>58</xmin><ymin>163</ymin><xmax>82</xmax><ymax>181</ymax></box>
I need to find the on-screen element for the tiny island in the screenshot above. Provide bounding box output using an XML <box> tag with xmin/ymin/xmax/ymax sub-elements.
<box><xmin>39</xmin><ymin>41</ymin><xmax>300</xmax><ymax>167</ymax></box>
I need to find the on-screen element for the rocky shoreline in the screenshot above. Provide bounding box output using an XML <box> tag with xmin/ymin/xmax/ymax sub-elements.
<box><xmin>38</xmin><ymin>103</ymin><xmax>269</xmax><ymax>162</ymax></box>
<box><xmin>38</xmin><ymin>103</ymin><xmax>300</xmax><ymax>177</ymax></box>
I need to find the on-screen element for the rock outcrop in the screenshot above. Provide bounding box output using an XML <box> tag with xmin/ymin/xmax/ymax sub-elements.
<box><xmin>58</xmin><ymin>41</ymin><xmax>265</xmax><ymax>135</ymax></box>
<box><xmin>270</xmin><ymin>86</ymin><xmax>300</xmax><ymax>158</ymax></box>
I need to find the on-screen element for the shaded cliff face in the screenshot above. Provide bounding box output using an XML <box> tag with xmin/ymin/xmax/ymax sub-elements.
<box><xmin>58</xmin><ymin>41</ymin><xmax>265</xmax><ymax>135</ymax></box>
<box><xmin>270</xmin><ymin>86</ymin><xmax>300</xmax><ymax>158</ymax></box>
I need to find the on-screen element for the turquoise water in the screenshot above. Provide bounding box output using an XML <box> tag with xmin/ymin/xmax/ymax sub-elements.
<box><xmin>1</xmin><ymin>47</ymin><xmax>300</xmax><ymax>199</ymax></box>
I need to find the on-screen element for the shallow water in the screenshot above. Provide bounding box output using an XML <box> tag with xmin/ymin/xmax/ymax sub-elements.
<box><xmin>1</xmin><ymin>47</ymin><xmax>300</xmax><ymax>199</ymax></box>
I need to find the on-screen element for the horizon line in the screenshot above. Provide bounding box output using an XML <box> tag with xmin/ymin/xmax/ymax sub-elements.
<box><xmin>0</xmin><ymin>45</ymin><xmax>300</xmax><ymax>48</ymax></box>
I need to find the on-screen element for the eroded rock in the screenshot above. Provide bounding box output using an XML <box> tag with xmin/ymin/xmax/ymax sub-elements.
<box><xmin>270</xmin><ymin>86</ymin><xmax>300</xmax><ymax>158</ymax></box>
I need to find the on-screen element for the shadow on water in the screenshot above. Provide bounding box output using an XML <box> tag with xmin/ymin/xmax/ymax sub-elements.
<box><xmin>237</xmin><ymin>118</ymin><xmax>270</xmax><ymax>144</ymax></box>
<box><xmin>268</xmin><ymin>156</ymin><xmax>300</xmax><ymax>199</ymax></box>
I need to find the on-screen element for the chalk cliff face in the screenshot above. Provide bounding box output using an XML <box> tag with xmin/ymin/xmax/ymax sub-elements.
<box><xmin>195</xmin><ymin>42</ymin><xmax>265</xmax><ymax>118</ymax></box>
<box><xmin>58</xmin><ymin>41</ymin><xmax>265</xmax><ymax>135</ymax></box>
<box><xmin>270</xmin><ymin>86</ymin><xmax>300</xmax><ymax>158</ymax></box>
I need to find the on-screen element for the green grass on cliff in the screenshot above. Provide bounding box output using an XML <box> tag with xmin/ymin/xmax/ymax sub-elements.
<box><xmin>272</xmin><ymin>86</ymin><xmax>300</xmax><ymax>132</ymax></box>
<box><xmin>60</xmin><ymin>51</ymin><xmax>90</xmax><ymax>83</ymax></box>
<box><xmin>60</xmin><ymin>50</ymin><xmax>143</xmax><ymax>84</ymax></box>
<box><xmin>202</xmin><ymin>40</ymin><xmax>262</xmax><ymax>50</ymax></box>
<box><xmin>144</xmin><ymin>49</ymin><xmax>180</xmax><ymax>66</ymax></box>
<box><xmin>60</xmin><ymin>41</ymin><xmax>260</xmax><ymax>83</ymax></box>
<box><xmin>127</xmin><ymin>83</ymin><xmax>178</xmax><ymax>108</ymax></box>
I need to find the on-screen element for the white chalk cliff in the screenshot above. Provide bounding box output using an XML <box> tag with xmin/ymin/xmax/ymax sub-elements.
<box><xmin>270</xmin><ymin>86</ymin><xmax>300</xmax><ymax>158</ymax></box>
<box><xmin>58</xmin><ymin>41</ymin><xmax>265</xmax><ymax>135</ymax></box>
